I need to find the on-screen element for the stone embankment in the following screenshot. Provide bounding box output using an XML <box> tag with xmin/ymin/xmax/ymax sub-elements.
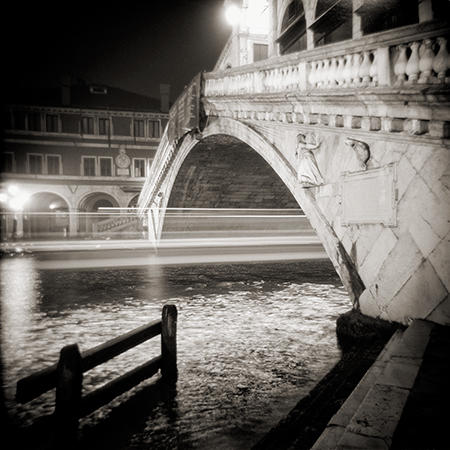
<box><xmin>254</xmin><ymin>311</ymin><xmax>449</xmax><ymax>450</ymax></box>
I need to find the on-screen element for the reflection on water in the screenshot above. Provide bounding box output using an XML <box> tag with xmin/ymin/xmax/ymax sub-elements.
<box><xmin>1</xmin><ymin>255</ymin><xmax>350</xmax><ymax>449</ymax></box>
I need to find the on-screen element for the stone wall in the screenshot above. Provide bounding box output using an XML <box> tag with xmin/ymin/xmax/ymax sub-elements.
<box><xmin>310</xmin><ymin>130</ymin><xmax>449</xmax><ymax>325</ymax></box>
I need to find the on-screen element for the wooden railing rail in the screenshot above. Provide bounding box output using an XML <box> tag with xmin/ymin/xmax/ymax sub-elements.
<box><xmin>16</xmin><ymin>304</ymin><xmax>177</xmax><ymax>444</ymax></box>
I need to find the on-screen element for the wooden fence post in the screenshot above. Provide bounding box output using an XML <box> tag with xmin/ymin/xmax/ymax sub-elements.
<box><xmin>54</xmin><ymin>344</ymin><xmax>82</xmax><ymax>447</ymax></box>
<box><xmin>161</xmin><ymin>304</ymin><xmax>177</xmax><ymax>381</ymax></box>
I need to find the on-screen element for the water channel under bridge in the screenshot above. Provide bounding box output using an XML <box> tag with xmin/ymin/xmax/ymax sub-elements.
<box><xmin>2</xmin><ymin>245</ymin><xmax>350</xmax><ymax>448</ymax></box>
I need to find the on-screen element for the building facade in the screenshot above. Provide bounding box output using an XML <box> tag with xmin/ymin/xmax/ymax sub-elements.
<box><xmin>1</xmin><ymin>82</ymin><xmax>169</xmax><ymax>239</ymax></box>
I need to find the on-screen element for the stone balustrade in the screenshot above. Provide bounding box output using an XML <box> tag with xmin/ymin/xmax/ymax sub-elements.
<box><xmin>94</xmin><ymin>214</ymin><xmax>139</xmax><ymax>233</ymax></box>
<box><xmin>139</xmin><ymin>125</ymin><xmax>175</xmax><ymax>211</ymax></box>
<box><xmin>204</xmin><ymin>24</ymin><xmax>449</xmax><ymax>96</ymax></box>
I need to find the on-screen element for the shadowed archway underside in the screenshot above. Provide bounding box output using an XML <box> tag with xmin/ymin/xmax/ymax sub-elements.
<box><xmin>168</xmin><ymin>135</ymin><xmax>299</xmax><ymax>209</ymax></box>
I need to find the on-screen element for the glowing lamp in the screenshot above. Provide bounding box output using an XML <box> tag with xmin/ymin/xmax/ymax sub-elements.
<box><xmin>8</xmin><ymin>185</ymin><xmax>20</xmax><ymax>196</ymax></box>
<box><xmin>225</xmin><ymin>2</ymin><xmax>241</xmax><ymax>26</ymax></box>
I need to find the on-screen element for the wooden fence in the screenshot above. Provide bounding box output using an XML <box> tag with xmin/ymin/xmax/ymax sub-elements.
<box><xmin>16</xmin><ymin>304</ymin><xmax>177</xmax><ymax>445</ymax></box>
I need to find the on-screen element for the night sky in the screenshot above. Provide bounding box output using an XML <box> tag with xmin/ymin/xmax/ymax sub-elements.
<box><xmin>3</xmin><ymin>0</ymin><xmax>231</xmax><ymax>102</ymax></box>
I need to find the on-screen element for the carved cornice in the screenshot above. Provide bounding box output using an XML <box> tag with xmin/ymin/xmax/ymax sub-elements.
<box><xmin>203</xmin><ymin>87</ymin><xmax>450</xmax><ymax>140</ymax></box>
<box><xmin>4</xmin><ymin>104</ymin><xmax>168</xmax><ymax>119</ymax></box>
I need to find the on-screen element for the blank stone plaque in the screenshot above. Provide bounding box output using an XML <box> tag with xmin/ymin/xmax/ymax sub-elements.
<box><xmin>342</xmin><ymin>164</ymin><xmax>397</xmax><ymax>226</ymax></box>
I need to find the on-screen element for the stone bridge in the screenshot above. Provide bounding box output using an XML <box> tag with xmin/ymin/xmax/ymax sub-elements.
<box><xmin>138</xmin><ymin>20</ymin><xmax>449</xmax><ymax>326</ymax></box>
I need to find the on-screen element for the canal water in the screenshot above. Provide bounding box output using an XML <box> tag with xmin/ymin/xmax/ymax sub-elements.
<box><xmin>1</xmin><ymin>254</ymin><xmax>350</xmax><ymax>449</ymax></box>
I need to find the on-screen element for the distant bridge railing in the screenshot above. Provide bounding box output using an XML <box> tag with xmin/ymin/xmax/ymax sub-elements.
<box><xmin>204</xmin><ymin>21</ymin><xmax>449</xmax><ymax>97</ymax></box>
<box><xmin>16</xmin><ymin>304</ymin><xmax>177</xmax><ymax>445</ymax></box>
<box><xmin>138</xmin><ymin>123</ymin><xmax>175</xmax><ymax>214</ymax></box>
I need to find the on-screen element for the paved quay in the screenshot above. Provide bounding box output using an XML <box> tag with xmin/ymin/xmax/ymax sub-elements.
<box><xmin>255</xmin><ymin>318</ymin><xmax>450</xmax><ymax>450</ymax></box>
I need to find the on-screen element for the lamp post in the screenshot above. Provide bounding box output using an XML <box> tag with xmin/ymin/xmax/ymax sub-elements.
<box><xmin>0</xmin><ymin>185</ymin><xmax>29</xmax><ymax>240</ymax></box>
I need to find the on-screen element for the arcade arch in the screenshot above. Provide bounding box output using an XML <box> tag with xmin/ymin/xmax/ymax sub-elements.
<box><xmin>77</xmin><ymin>192</ymin><xmax>119</xmax><ymax>235</ymax></box>
<box><xmin>24</xmin><ymin>192</ymin><xmax>70</xmax><ymax>239</ymax></box>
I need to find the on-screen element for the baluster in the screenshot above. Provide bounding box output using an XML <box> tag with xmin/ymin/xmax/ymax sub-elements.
<box><xmin>328</xmin><ymin>57</ymin><xmax>338</xmax><ymax>87</ymax></box>
<box><xmin>335</xmin><ymin>56</ymin><xmax>345</xmax><ymax>86</ymax></box>
<box><xmin>266</xmin><ymin>69</ymin><xmax>272</xmax><ymax>92</ymax></box>
<box><xmin>419</xmin><ymin>39</ymin><xmax>435</xmax><ymax>83</ymax></box>
<box><xmin>320</xmin><ymin>60</ymin><xmax>328</xmax><ymax>87</ymax></box>
<box><xmin>369</xmin><ymin>50</ymin><xmax>378</xmax><ymax>86</ymax></box>
<box><xmin>394</xmin><ymin>44</ymin><xmax>408</xmax><ymax>85</ymax></box>
<box><xmin>342</xmin><ymin>54</ymin><xmax>352</xmax><ymax>87</ymax></box>
<box><xmin>288</xmin><ymin>66</ymin><xmax>295</xmax><ymax>90</ymax></box>
<box><xmin>261</xmin><ymin>70</ymin><xmax>268</xmax><ymax>92</ymax></box>
<box><xmin>290</xmin><ymin>66</ymin><xmax>296</xmax><ymax>89</ymax></box>
<box><xmin>274</xmin><ymin>68</ymin><xmax>281</xmax><ymax>91</ymax></box>
<box><xmin>359</xmin><ymin>51</ymin><xmax>372</xmax><ymax>86</ymax></box>
<box><xmin>277</xmin><ymin>68</ymin><xmax>284</xmax><ymax>91</ymax></box>
<box><xmin>308</xmin><ymin>61</ymin><xmax>318</xmax><ymax>88</ymax></box>
<box><xmin>287</xmin><ymin>66</ymin><xmax>293</xmax><ymax>90</ymax></box>
<box><xmin>317</xmin><ymin>59</ymin><xmax>329</xmax><ymax>88</ymax></box>
<box><xmin>314</xmin><ymin>60</ymin><xmax>322</xmax><ymax>87</ymax></box>
<box><xmin>433</xmin><ymin>37</ymin><xmax>449</xmax><ymax>82</ymax></box>
<box><xmin>406</xmin><ymin>41</ymin><xmax>420</xmax><ymax>83</ymax></box>
<box><xmin>351</xmin><ymin>53</ymin><xmax>362</xmax><ymax>86</ymax></box>
<box><xmin>254</xmin><ymin>71</ymin><xmax>261</xmax><ymax>93</ymax></box>
<box><xmin>323</xmin><ymin>59</ymin><xmax>330</xmax><ymax>87</ymax></box>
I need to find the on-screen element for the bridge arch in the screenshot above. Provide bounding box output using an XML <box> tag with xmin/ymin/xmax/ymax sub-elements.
<box><xmin>156</xmin><ymin>117</ymin><xmax>363</xmax><ymax>305</ymax></box>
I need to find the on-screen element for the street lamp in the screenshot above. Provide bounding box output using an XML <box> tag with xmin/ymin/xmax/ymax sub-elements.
<box><xmin>0</xmin><ymin>185</ymin><xmax>29</xmax><ymax>212</ymax></box>
<box><xmin>225</xmin><ymin>1</ymin><xmax>242</xmax><ymax>26</ymax></box>
<box><xmin>0</xmin><ymin>184</ymin><xmax>30</xmax><ymax>239</ymax></box>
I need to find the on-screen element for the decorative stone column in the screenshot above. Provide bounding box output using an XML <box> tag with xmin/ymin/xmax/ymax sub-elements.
<box><xmin>69</xmin><ymin>209</ymin><xmax>78</xmax><ymax>237</ymax></box>
<box><xmin>418</xmin><ymin>0</ymin><xmax>434</xmax><ymax>22</ymax></box>
<box><xmin>14</xmin><ymin>212</ymin><xmax>24</xmax><ymax>239</ymax></box>
<box><xmin>268</xmin><ymin>0</ymin><xmax>278</xmax><ymax>57</ymax></box>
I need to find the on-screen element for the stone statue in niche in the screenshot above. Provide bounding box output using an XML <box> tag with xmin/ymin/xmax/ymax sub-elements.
<box><xmin>295</xmin><ymin>132</ymin><xmax>324</xmax><ymax>186</ymax></box>
<box><xmin>344</xmin><ymin>138</ymin><xmax>371</xmax><ymax>170</ymax></box>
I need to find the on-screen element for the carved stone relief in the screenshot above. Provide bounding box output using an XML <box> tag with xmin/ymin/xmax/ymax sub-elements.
<box><xmin>344</xmin><ymin>137</ymin><xmax>371</xmax><ymax>171</ymax></box>
<box><xmin>295</xmin><ymin>132</ymin><xmax>324</xmax><ymax>186</ymax></box>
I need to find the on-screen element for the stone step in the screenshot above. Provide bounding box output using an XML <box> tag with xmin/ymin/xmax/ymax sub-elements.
<box><xmin>311</xmin><ymin>319</ymin><xmax>435</xmax><ymax>450</ymax></box>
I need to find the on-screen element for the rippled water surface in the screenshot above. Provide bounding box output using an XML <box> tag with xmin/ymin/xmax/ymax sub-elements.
<box><xmin>1</xmin><ymin>254</ymin><xmax>350</xmax><ymax>449</ymax></box>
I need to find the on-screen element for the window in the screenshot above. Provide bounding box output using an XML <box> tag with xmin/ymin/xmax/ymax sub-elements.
<box><xmin>149</xmin><ymin>120</ymin><xmax>160</xmax><ymax>138</ymax></box>
<box><xmin>46</xmin><ymin>154</ymin><xmax>61</xmax><ymax>175</ymax></box>
<box><xmin>81</xmin><ymin>116</ymin><xmax>95</xmax><ymax>134</ymax></box>
<box><xmin>82</xmin><ymin>156</ymin><xmax>96</xmax><ymax>176</ymax></box>
<box><xmin>133</xmin><ymin>158</ymin><xmax>146</xmax><ymax>177</ymax></box>
<box><xmin>253</xmin><ymin>43</ymin><xmax>268</xmax><ymax>62</ymax></box>
<box><xmin>99</xmin><ymin>157</ymin><xmax>113</xmax><ymax>176</ymax></box>
<box><xmin>112</xmin><ymin>116</ymin><xmax>131</xmax><ymax>136</ymax></box>
<box><xmin>311</xmin><ymin>0</ymin><xmax>352</xmax><ymax>47</ymax></box>
<box><xmin>1</xmin><ymin>152</ymin><xmax>14</xmax><ymax>173</ymax></box>
<box><xmin>46</xmin><ymin>114</ymin><xmax>59</xmax><ymax>132</ymax></box>
<box><xmin>278</xmin><ymin>0</ymin><xmax>307</xmax><ymax>55</ymax></box>
<box><xmin>99</xmin><ymin>118</ymin><xmax>110</xmax><ymax>136</ymax></box>
<box><xmin>89</xmin><ymin>85</ymin><xmax>108</xmax><ymax>95</ymax></box>
<box><xmin>356</xmin><ymin>0</ymin><xmax>418</xmax><ymax>35</ymax></box>
<box><xmin>14</xmin><ymin>111</ymin><xmax>26</xmax><ymax>130</ymax></box>
<box><xmin>134</xmin><ymin>119</ymin><xmax>145</xmax><ymax>137</ymax></box>
<box><xmin>28</xmin><ymin>112</ymin><xmax>41</xmax><ymax>131</ymax></box>
<box><xmin>3</xmin><ymin>111</ymin><xmax>13</xmax><ymax>130</ymax></box>
<box><xmin>28</xmin><ymin>153</ymin><xmax>43</xmax><ymax>174</ymax></box>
